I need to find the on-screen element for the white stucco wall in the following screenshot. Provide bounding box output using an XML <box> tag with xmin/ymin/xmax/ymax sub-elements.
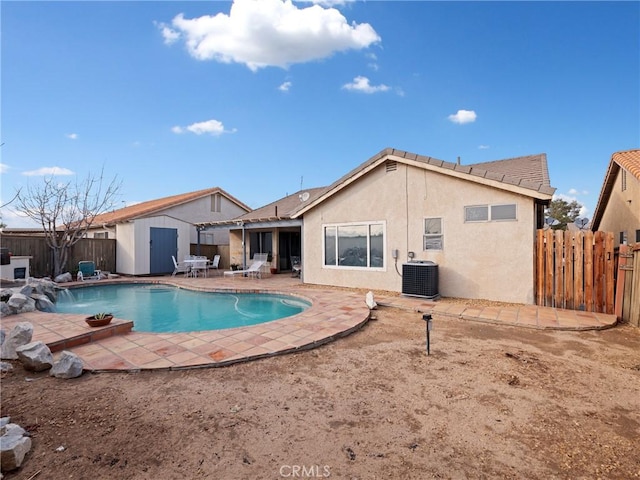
<box><xmin>302</xmin><ymin>162</ymin><xmax>539</xmax><ymax>303</ymax></box>
<box><xmin>597</xmin><ymin>168</ymin><xmax>640</xmax><ymax>246</ymax></box>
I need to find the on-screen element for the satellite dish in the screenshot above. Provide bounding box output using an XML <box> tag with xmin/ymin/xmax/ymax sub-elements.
<box><xmin>299</xmin><ymin>191</ymin><xmax>310</xmax><ymax>202</ymax></box>
<box><xmin>545</xmin><ymin>217</ymin><xmax>560</xmax><ymax>227</ymax></box>
<box><xmin>574</xmin><ymin>217</ymin><xmax>589</xmax><ymax>230</ymax></box>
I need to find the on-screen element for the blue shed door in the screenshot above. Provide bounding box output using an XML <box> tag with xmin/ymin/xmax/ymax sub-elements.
<box><xmin>150</xmin><ymin>227</ymin><xmax>177</xmax><ymax>275</ymax></box>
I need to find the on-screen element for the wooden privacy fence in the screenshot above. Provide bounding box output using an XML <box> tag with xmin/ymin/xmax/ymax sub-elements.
<box><xmin>0</xmin><ymin>235</ymin><xmax>116</xmax><ymax>278</ymax></box>
<box><xmin>616</xmin><ymin>243</ymin><xmax>640</xmax><ymax>327</ymax></box>
<box><xmin>535</xmin><ymin>230</ymin><xmax>615</xmax><ymax>314</ymax></box>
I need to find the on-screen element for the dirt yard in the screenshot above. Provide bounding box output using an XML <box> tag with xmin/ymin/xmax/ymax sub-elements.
<box><xmin>2</xmin><ymin>305</ymin><xmax>639</xmax><ymax>479</ymax></box>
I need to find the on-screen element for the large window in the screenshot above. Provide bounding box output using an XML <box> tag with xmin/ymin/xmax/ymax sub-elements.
<box><xmin>424</xmin><ymin>218</ymin><xmax>443</xmax><ymax>250</ymax></box>
<box><xmin>324</xmin><ymin>222</ymin><xmax>384</xmax><ymax>268</ymax></box>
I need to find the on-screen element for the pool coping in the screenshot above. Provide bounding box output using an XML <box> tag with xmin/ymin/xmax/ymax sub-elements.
<box><xmin>2</xmin><ymin>278</ymin><xmax>372</xmax><ymax>373</ymax></box>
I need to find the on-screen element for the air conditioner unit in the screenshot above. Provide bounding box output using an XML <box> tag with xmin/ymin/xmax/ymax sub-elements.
<box><xmin>402</xmin><ymin>261</ymin><xmax>439</xmax><ymax>299</ymax></box>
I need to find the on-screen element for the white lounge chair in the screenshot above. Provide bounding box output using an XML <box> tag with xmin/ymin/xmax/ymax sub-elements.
<box><xmin>223</xmin><ymin>259</ymin><xmax>265</xmax><ymax>279</ymax></box>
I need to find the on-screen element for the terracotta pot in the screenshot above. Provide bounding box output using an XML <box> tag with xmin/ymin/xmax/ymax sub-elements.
<box><xmin>85</xmin><ymin>314</ymin><xmax>114</xmax><ymax>327</ymax></box>
<box><xmin>270</xmin><ymin>268</ymin><xmax>277</xmax><ymax>274</ymax></box>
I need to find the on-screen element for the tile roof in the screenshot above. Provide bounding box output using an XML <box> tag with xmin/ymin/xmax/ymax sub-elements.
<box><xmin>591</xmin><ymin>149</ymin><xmax>640</xmax><ymax>230</ymax></box>
<box><xmin>91</xmin><ymin>187</ymin><xmax>251</xmax><ymax>226</ymax></box>
<box><xmin>196</xmin><ymin>187</ymin><xmax>328</xmax><ymax>227</ymax></box>
<box><xmin>292</xmin><ymin>148</ymin><xmax>555</xmax><ymax>218</ymax></box>
<box><xmin>612</xmin><ymin>149</ymin><xmax>640</xmax><ymax>181</ymax></box>
<box><xmin>197</xmin><ymin>148</ymin><xmax>556</xmax><ymax>228</ymax></box>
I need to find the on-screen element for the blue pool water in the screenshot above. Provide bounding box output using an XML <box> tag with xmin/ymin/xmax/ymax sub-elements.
<box><xmin>55</xmin><ymin>284</ymin><xmax>310</xmax><ymax>333</ymax></box>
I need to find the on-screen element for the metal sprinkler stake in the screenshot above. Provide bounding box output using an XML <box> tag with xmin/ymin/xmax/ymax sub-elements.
<box><xmin>422</xmin><ymin>314</ymin><xmax>433</xmax><ymax>355</ymax></box>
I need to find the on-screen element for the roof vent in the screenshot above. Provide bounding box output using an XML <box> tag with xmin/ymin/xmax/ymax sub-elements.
<box><xmin>386</xmin><ymin>161</ymin><xmax>398</xmax><ymax>172</ymax></box>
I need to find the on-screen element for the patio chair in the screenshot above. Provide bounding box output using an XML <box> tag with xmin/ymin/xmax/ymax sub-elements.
<box><xmin>172</xmin><ymin>256</ymin><xmax>190</xmax><ymax>277</ymax></box>
<box><xmin>77</xmin><ymin>261</ymin><xmax>101</xmax><ymax>281</ymax></box>
<box><xmin>190</xmin><ymin>257</ymin><xmax>209</xmax><ymax>278</ymax></box>
<box><xmin>291</xmin><ymin>256</ymin><xmax>302</xmax><ymax>278</ymax></box>
<box><xmin>223</xmin><ymin>259</ymin><xmax>266</xmax><ymax>279</ymax></box>
<box><xmin>210</xmin><ymin>255</ymin><xmax>220</xmax><ymax>273</ymax></box>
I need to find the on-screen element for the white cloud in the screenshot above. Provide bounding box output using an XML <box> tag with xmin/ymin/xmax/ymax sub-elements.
<box><xmin>0</xmin><ymin>163</ymin><xmax>9</xmax><ymax>174</ymax></box>
<box><xmin>278</xmin><ymin>81</ymin><xmax>292</xmax><ymax>92</ymax></box>
<box><xmin>342</xmin><ymin>76</ymin><xmax>389</xmax><ymax>93</ymax></box>
<box><xmin>160</xmin><ymin>0</ymin><xmax>380</xmax><ymax>71</ymax></box>
<box><xmin>172</xmin><ymin>119</ymin><xmax>235</xmax><ymax>136</ymax></box>
<box><xmin>66</xmin><ymin>133</ymin><xmax>78</xmax><ymax>140</ymax></box>
<box><xmin>155</xmin><ymin>21</ymin><xmax>181</xmax><ymax>45</ymax></box>
<box><xmin>22</xmin><ymin>167</ymin><xmax>74</xmax><ymax>176</ymax></box>
<box><xmin>448</xmin><ymin>110</ymin><xmax>477</xmax><ymax>124</ymax></box>
<box><xmin>478</xmin><ymin>145</ymin><xmax>490</xmax><ymax>150</ymax></box>
<box><xmin>568</xmin><ymin>188</ymin><xmax>578</xmax><ymax>195</ymax></box>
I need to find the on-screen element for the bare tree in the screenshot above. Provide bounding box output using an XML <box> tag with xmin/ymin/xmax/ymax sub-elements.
<box><xmin>15</xmin><ymin>170</ymin><xmax>121</xmax><ymax>276</ymax></box>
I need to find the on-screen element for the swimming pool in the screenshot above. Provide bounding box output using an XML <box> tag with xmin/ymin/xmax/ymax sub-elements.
<box><xmin>56</xmin><ymin>284</ymin><xmax>311</xmax><ymax>333</ymax></box>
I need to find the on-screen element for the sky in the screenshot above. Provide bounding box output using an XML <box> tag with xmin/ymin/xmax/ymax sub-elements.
<box><xmin>1</xmin><ymin>0</ymin><xmax>639</xmax><ymax>228</ymax></box>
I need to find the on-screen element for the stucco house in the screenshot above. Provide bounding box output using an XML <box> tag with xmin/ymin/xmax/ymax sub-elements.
<box><xmin>590</xmin><ymin>149</ymin><xmax>640</xmax><ymax>246</ymax></box>
<box><xmin>89</xmin><ymin>187</ymin><xmax>250</xmax><ymax>275</ymax></box>
<box><xmin>202</xmin><ymin>148</ymin><xmax>555</xmax><ymax>304</ymax></box>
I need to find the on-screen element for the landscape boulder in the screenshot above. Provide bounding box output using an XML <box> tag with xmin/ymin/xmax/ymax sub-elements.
<box><xmin>1</xmin><ymin>278</ymin><xmax>64</xmax><ymax>316</ymax></box>
<box><xmin>31</xmin><ymin>294</ymin><xmax>55</xmax><ymax>313</ymax></box>
<box><xmin>0</xmin><ymin>362</ymin><xmax>13</xmax><ymax>373</ymax></box>
<box><xmin>16</xmin><ymin>341</ymin><xmax>53</xmax><ymax>372</ymax></box>
<box><xmin>54</xmin><ymin>272</ymin><xmax>73</xmax><ymax>283</ymax></box>
<box><xmin>0</xmin><ymin>419</ymin><xmax>32</xmax><ymax>473</ymax></box>
<box><xmin>50</xmin><ymin>351</ymin><xmax>84</xmax><ymax>379</ymax></box>
<box><xmin>1</xmin><ymin>323</ymin><xmax>33</xmax><ymax>360</ymax></box>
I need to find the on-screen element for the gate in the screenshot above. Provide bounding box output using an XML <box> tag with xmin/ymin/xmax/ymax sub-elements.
<box><xmin>535</xmin><ymin>230</ymin><xmax>615</xmax><ymax>313</ymax></box>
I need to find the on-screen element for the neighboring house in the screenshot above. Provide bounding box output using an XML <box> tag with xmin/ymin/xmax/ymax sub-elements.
<box><xmin>294</xmin><ymin>148</ymin><xmax>554</xmax><ymax>304</ymax></box>
<box><xmin>196</xmin><ymin>187</ymin><xmax>327</xmax><ymax>272</ymax></box>
<box><xmin>89</xmin><ymin>187</ymin><xmax>250</xmax><ymax>275</ymax></box>
<box><xmin>590</xmin><ymin>149</ymin><xmax>640</xmax><ymax>246</ymax></box>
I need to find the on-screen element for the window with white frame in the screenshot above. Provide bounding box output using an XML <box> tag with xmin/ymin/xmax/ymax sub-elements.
<box><xmin>465</xmin><ymin>203</ymin><xmax>517</xmax><ymax>222</ymax></box>
<box><xmin>323</xmin><ymin>222</ymin><xmax>384</xmax><ymax>268</ymax></box>
<box><xmin>94</xmin><ymin>232</ymin><xmax>109</xmax><ymax>239</ymax></box>
<box><xmin>423</xmin><ymin>218</ymin><xmax>443</xmax><ymax>250</ymax></box>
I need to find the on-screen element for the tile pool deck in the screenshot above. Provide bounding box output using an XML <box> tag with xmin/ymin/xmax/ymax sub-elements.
<box><xmin>1</xmin><ymin>274</ymin><xmax>617</xmax><ymax>373</ymax></box>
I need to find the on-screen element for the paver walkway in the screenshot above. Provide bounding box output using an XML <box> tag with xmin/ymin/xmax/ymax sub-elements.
<box><xmin>1</xmin><ymin>275</ymin><xmax>617</xmax><ymax>372</ymax></box>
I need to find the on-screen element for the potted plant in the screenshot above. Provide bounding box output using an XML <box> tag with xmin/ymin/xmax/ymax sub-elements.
<box><xmin>85</xmin><ymin>312</ymin><xmax>114</xmax><ymax>327</ymax></box>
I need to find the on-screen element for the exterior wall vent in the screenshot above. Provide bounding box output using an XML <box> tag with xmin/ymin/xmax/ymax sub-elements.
<box><xmin>386</xmin><ymin>161</ymin><xmax>398</xmax><ymax>172</ymax></box>
<box><xmin>402</xmin><ymin>261</ymin><xmax>439</xmax><ymax>299</ymax></box>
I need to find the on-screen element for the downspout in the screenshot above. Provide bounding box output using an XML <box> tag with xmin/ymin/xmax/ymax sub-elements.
<box><xmin>196</xmin><ymin>226</ymin><xmax>202</xmax><ymax>256</ymax></box>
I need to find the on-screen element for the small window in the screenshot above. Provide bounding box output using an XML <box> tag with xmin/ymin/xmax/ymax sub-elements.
<box><xmin>491</xmin><ymin>204</ymin><xmax>517</xmax><ymax>221</ymax></box>
<box><xmin>424</xmin><ymin>218</ymin><xmax>443</xmax><ymax>250</ymax></box>
<box><xmin>465</xmin><ymin>206</ymin><xmax>488</xmax><ymax>222</ymax></box>
<box><xmin>94</xmin><ymin>232</ymin><xmax>108</xmax><ymax>239</ymax></box>
<box><xmin>636</xmin><ymin>230</ymin><xmax>640</xmax><ymax>243</ymax></box>
<box><xmin>211</xmin><ymin>193</ymin><xmax>222</xmax><ymax>213</ymax></box>
<box><xmin>620</xmin><ymin>231</ymin><xmax>627</xmax><ymax>244</ymax></box>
